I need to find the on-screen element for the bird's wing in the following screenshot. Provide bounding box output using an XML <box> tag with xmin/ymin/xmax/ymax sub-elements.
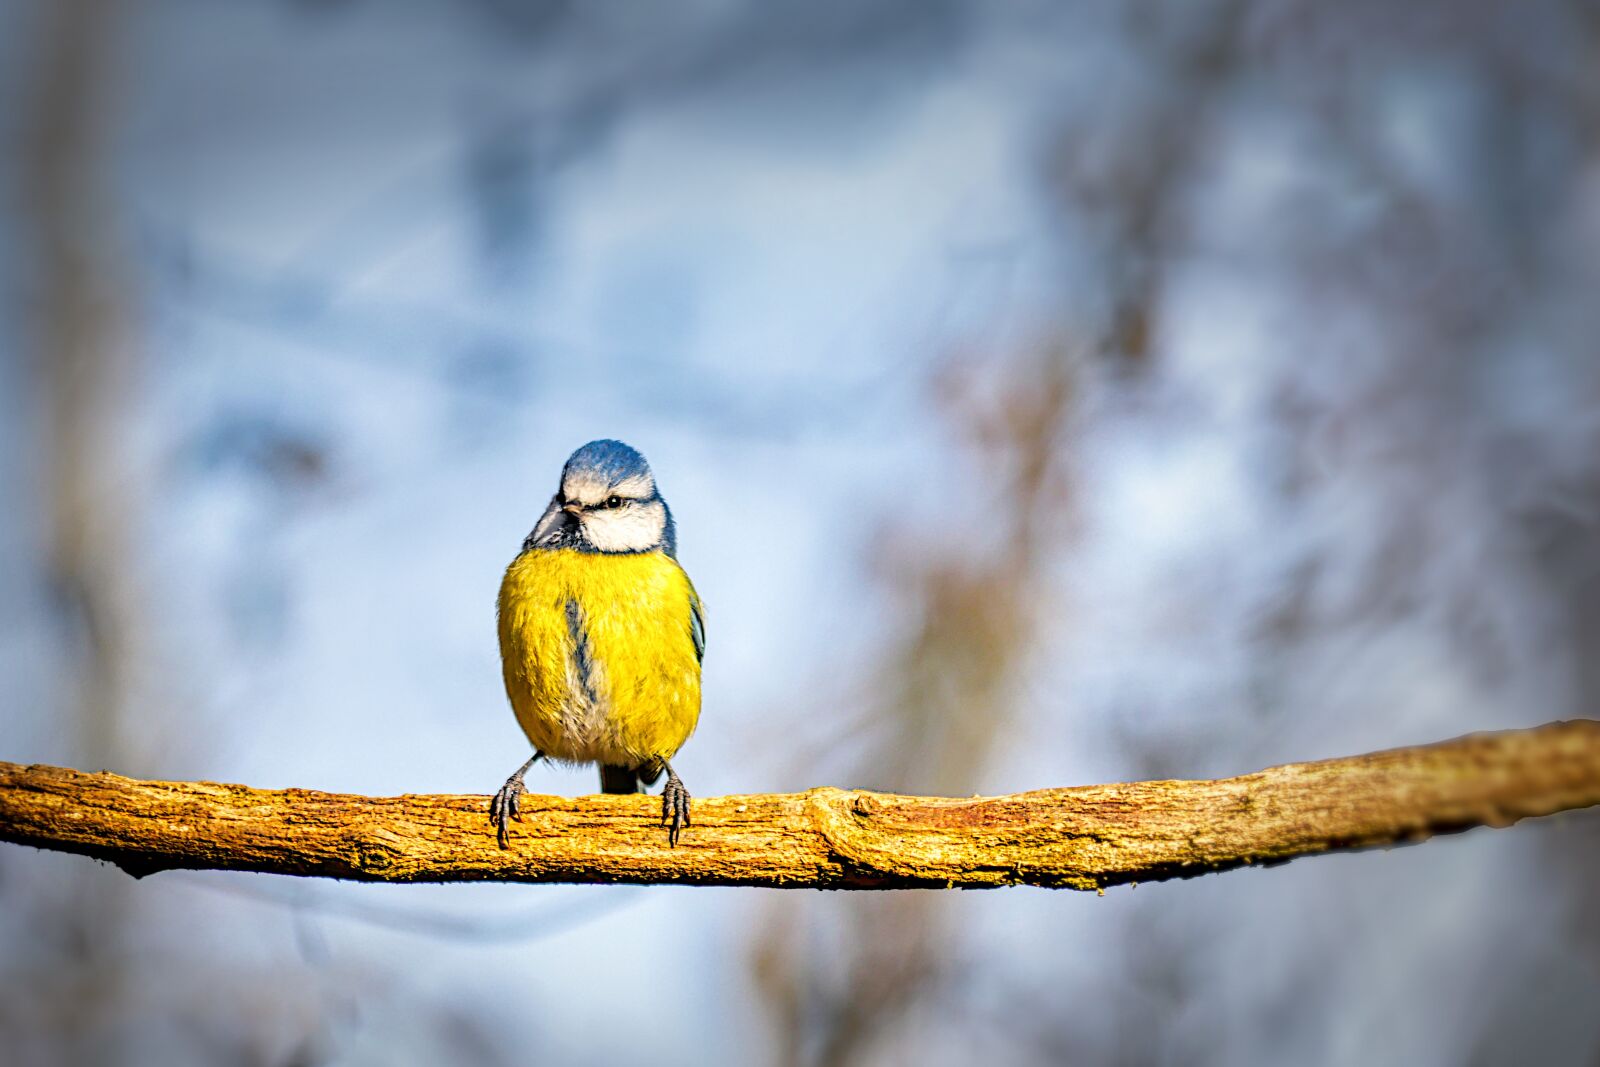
<box><xmin>689</xmin><ymin>590</ymin><xmax>706</xmax><ymax>664</ymax></box>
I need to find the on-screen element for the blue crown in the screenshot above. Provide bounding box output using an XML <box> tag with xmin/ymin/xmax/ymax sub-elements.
<box><xmin>563</xmin><ymin>439</ymin><xmax>651</xmax><ymax>485</ymax></box>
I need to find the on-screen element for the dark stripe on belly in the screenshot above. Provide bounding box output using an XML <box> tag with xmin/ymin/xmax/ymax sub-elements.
<box><xmin>564</xmin><ymin>598</ymin><xmax>603</xmax><ymax>707</ymax></box>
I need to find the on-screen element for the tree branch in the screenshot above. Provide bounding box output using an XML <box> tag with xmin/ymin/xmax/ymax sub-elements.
<box><xmin>1</xmin><ymin>721</ymin><xmax>1596</xmax><ymax>890</ymax></box>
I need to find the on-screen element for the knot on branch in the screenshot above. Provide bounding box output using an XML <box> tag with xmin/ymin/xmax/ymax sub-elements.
<box><xmin>803</xmin><ymin>788</ymin><xmax>954</xmax><ymax>888</ymax></box>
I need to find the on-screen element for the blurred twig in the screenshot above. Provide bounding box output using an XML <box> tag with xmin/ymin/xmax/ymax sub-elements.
<box><xmin>175</xmin><ymin>874</ymin><xmax>640</xmax><ymax>943</ymax></box>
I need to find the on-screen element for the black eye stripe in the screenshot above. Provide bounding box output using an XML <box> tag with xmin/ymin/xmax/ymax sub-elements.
<box><xmin>567</xmin><ymin>491</ymin><xmax>662</xmax><ymax>511</ymax></box>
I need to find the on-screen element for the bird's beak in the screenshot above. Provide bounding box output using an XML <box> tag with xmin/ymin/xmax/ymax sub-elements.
<box><xmin>529</xmin><ymin>496</ymin><xmax>578</xmax><ymax>547</ymax></box>
<box><xmin>561</xmin><ymin>503</ymin><xmax>582</xmax><ymax>516</ymax></box>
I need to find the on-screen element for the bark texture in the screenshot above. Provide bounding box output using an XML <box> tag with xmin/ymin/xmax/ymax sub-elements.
<box><xmin>1</xmin><ymin>721</ymin><xmax>1596</xmax><ymax>890</ymax></box>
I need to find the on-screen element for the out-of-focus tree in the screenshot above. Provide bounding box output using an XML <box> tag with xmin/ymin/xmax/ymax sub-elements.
<box><xmin>753</xmin><ymin>347</ymin><xmax>1077</xmax><ymax>1067</ymax></box>
<box><xmin>1028</xmin><ymin>3</ymin><xmax>1600</xmax><ymax>1063</ymax></box>
<box><xmin>17</xmin><ymin>2</ymin><xmax>140</xmax><ymax>1061</ymax></box>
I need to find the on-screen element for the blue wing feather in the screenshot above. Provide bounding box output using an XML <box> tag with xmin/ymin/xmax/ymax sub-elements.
<box><xmin>689</xmin><ymin>594</ymin><xmax>706</xmax><ymax>663</ymax></box>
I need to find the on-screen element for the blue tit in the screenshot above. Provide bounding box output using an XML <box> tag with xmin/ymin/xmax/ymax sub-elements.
<box><xmin>490</xmin><ymin>440</ymin><xmax>704</xmax><ymax>847</ymax></box>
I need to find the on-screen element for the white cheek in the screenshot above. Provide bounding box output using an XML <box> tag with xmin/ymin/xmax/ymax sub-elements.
<box><xmin>583</xmin><ymin>503</ymin><xmax>666</xmax><ymax>552</ymax></box>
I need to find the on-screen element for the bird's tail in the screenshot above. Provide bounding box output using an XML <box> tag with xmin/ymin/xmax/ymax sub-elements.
<box><xmin>599</xmin><ymin>761</ymin><xmax>664</xmax><ymax>794</ymax></box>
<box><xmin>598</xmin><ymin>764</ymin><xmax>642</xmax><ymax>795</ymax></box>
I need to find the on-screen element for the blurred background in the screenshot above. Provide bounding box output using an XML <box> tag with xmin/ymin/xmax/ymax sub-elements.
<box><xmin>3</xmin><ymin>1</ymin><xmax>1600</xmax><ymax>1064</ymax></box>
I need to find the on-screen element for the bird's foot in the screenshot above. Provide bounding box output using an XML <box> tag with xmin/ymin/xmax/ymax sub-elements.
<box><xmin>490</xmin><ymin>753</ymin><xmax>540</xmax><ymax>849</ymax></box>
<box><xmin>660</xmin><ymin>764</ymin><xmax>691</xmax><ymax>847</ymax></box>
<box><xmin>490</xmin><ymin>776</ymin><xmax>524</xmax><ymax>849</ymax></box>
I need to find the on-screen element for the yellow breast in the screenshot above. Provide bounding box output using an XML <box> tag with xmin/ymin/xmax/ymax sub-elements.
<box><xmin>497</xmin><ymin>548</ymin><xmax>701</xmax><ymax>768</ymax></box>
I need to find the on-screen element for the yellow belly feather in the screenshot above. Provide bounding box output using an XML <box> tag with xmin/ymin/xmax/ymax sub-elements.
<box><xmin>498</xmin><ymin>548</ymin><xmax>701</xmax><ymax>768</ymax></box>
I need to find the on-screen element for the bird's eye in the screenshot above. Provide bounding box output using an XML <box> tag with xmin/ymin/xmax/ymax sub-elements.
<box><xmin>605</xmin><ymin>496</ymin><xmax>623</xmax><ymax>509</ymax></box>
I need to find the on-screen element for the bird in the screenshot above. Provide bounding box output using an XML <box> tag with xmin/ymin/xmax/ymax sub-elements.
<box><xmin>490</xmin><ymin>439</ymin><xmax>704</xmax><ymax>848</ymax></box>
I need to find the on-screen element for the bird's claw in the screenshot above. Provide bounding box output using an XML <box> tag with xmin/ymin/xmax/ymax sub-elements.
<box><xmin>661</xmin><ymin>773</ymin><xmax>691</xmax><ymax>847</ymax></box>
<box><xmin>490</xmin><ymin>775</ymin><xmax>526</xmax><ymax>849</ymax></box>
